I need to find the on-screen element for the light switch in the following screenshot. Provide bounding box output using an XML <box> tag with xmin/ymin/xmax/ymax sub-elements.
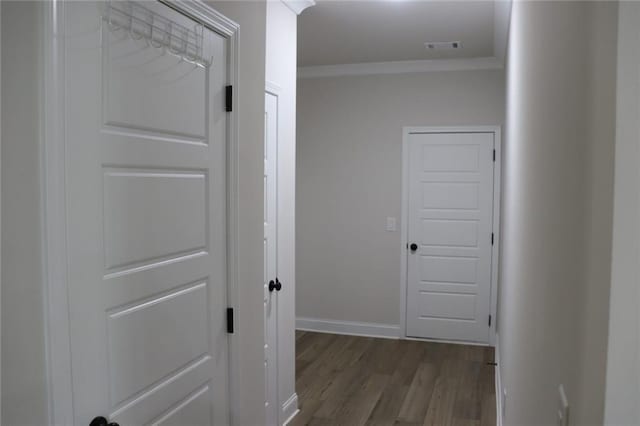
<box><xmin>386</xmin><ymin>217</ymin><xmax>397</xmax><ymax>232</ymax></box>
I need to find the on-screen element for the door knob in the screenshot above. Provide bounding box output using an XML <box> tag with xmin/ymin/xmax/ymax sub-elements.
<box><xmin>410</xmin><ymin>243</ymin><xmax>418</xmax><ymax>252</ymax></box>
<box><xmin>268</xmin><ymin>280</ymin><xmax>277</xmax><ymax>292</ymax></box>
<box><xmin>90</xmin><ymin>417</ymin><xmax>119</xmax><ymax>426</ymax></box>
<box><xmin>275</xmin><ymin>278</ymin><xmax>282</xmax><ymax>291</ymax></box>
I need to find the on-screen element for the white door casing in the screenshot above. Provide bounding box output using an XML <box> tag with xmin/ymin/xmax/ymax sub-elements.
<box><xmin>51</xmin><ymin>1</ymin><xmax>233</xmax><ymax>424</ymax></box>
<box><xmin>404</xmin><ymin>130</ymin><xmax>497</xmax><ymax>344</ymax></box>
<box><xmin>264</xmin><ymin>91</ymin><xmax>279</xmax><ymax>425</ymax></box>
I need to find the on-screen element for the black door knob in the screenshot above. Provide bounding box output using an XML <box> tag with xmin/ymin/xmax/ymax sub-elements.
<box><xmin>268</xmin><ymin>280</ymin><xmax>277</xmax><ymax>292</ymax></box>
<box><xmin>90</xmin><ymin>417</ymin><xmax>107</xmax><ymax>426</ymax></box>
<box><xmin>410</xmin><ymin>243</ymin><xmax>418</xmax><ymax>252</ymax></box>
<box><xmin>90</xmin><ymin>417</ymin><xmax>118</xmax><ymax>426</ymax></box>
<box><xmin>275</xmin><ymin>278</ymin><xmax>282</xmax><ymax>291</ymax></box>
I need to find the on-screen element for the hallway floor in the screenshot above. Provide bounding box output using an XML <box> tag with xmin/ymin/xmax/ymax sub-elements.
<box><xmin>291</xmin><ymin>331</ymin><xmax>496</xmax><ymax>426</ymax></box>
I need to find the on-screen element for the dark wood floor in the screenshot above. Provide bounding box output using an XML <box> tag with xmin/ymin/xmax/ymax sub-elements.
<box><xmin>291</xmin><ymin>331</ymin><xmax>496</xmax><ymax>426</ymax></box>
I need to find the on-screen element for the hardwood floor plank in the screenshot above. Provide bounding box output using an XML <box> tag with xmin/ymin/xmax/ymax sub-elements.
<box><xmin>366</xmin><ymin>383</ymin><xmax>410</xmax><ymax>426</ymax></box>
<box><xmin>397</xmin><ymin>362</ymin><xmax>438</xmax><ymax>423</ymax></box>
<box><xmin>290</xmin><ymin>398</ymin><xmax>323</xmax><ymax>426</ymax></box>
<box><xmin>332</xmin><ymin>373</ymin><xmax>390</xmax><ymax>426</ymax></box>
<box><xmin>294</xmin><ymin>332</ymin><xmax>496</xmax><ymax>426</ymax></box>
<box><xmin>453</xmin><ymin>361</ymin><xmax>483</xmax><ymax>420</ymax></box>
<box><xmin>423</xmin><ymin>377</ymin><xmax>458</xmax><ymax>426</ymax></box>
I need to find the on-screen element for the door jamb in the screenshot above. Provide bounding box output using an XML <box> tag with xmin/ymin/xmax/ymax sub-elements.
<box><xmin>400</xmin><ymin>126</ymin><xmax>501</xmax><ymax>346</ymax></box>
<box><xmin>264</xmin><ymin>80</ymin><xmax>282</xmax><ymax>425</ymax></box>
<box><xmin>40</xmin><ymin>1</ymin><xmax>241</xmax><ymax>424</ymax></box>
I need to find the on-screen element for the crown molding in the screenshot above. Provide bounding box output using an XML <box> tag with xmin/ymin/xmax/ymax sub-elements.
<box><xmin>298</xmin><ymin>56</ymin><xmax>504</xmax><ymax>79</ymax></box>
<box><xmin>281</xmin><ymin>0</ymin><xmax>315</xmax><ymax>15</ymax></box>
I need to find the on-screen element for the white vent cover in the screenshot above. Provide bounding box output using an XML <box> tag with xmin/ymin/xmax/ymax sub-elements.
<box><xmin>425</xmin><ymin>41</ymin><xmax>463</xmax><ymax>50</ymax></box>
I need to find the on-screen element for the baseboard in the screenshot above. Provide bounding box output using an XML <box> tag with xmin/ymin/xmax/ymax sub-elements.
<box><xmin>281</xmin><ymin>393</ymin><xmax>299</xmax><ymax>426</ymax></box>
<box><xmin>495</xmin><ymin>333</ymin><xmax>504</xmax><ymax>426</ymax></box>
<box><xmin>296</xmin><ymin>317</ymin><xmax>401</xmax><ymax>339</ymax></box>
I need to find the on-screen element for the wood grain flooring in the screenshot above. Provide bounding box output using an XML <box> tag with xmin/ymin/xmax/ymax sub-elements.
<box><xmin>291</xmin><ymin>331</ymin><xmax>496</xmax><ymax>426</ymax></box>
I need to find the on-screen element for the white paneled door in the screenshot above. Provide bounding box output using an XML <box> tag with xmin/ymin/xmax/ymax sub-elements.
<box><xmin>64</xmin><ymin>2</ymin><xmax>229</xmax><ymax>424</ymax></box>
<box><xmin>264</xmin><ymin>92</ymin><xmax>279</xmax><ymax>425</ymax></box>
<box><xmin>406</xmin><ymin>132</ymin><xmax>495</xmax><ymax>343</ymax></box>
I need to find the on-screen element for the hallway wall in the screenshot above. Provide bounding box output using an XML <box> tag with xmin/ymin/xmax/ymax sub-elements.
<box><xmin>265</xmin><ymin>0</ymin><xmax>298</xmax><ymax>420</ymax></box>
<box><xmin>605</xmin><ymin>1</ymin><xmax>640</xmax><ymax>423</ymax></box>
<box><xmin>499</xmin><ymin>1</ymin><xmax>617</xmax><ymax>424</ymax></box>
<box><xmin>1</xmin><ymin>3</ymin><xmax>49</xmax><ymax>425</ymax></box>
<box><xmin>296</xmin><ymin>70</ymin><xmax>505</xmax><ymax>328</ymax></box>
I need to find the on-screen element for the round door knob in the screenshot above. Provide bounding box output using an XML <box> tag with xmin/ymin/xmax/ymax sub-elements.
<box><xmin>268</xmin><ymin>280</ymin><xmax>277</xmax><ymax>292</ymax></box>
<box><xmin>89</xmin><ymin>417</ymin><xmax>108</xmax><ymax>426</ymax></box>
<box><xmin>275</xmin><ymin>278</ymin><xmax>282</xmax><ymax>291</ymax></box>
<box><xmin>410</xmin><ymin>243</ymin><xmax>418</xmax><ymax>252</ymax></box>
<box><xmin>89</xmin><ymin>417</ymin><xmax>119</xmax><ymax>426</ymax></box>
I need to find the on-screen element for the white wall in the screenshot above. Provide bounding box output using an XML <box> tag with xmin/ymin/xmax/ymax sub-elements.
<box><xmin>1</xmin><ymin>2</ymin><xmax>49</xmax><ymax>425</ymax></box>
<box><xmin>296</xmin><ymin>70</ymin><xmax>504</xmax><ymax>328</ymax></box>
<box><xmin>265</xmin><ymin>0</ymin><xmax>298</xmax><ymax>422</ymax></box>
<box><xmin>605</xmin><ymin>1</ymin><xmax>640</xmax><ymax>424</ymax></box>
<box><xmin>499</xmin><ymin>1</ymin><xmax>617</xmax><ymax>424</ymax></box>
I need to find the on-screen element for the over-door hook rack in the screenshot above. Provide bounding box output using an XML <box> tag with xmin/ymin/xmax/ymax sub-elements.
<box><xmin>104</xmin><ymin>0</ymin><xmax>212</xmax><ymax>68</ymax></box>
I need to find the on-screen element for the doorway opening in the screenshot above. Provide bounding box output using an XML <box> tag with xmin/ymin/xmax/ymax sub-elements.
<box><xmin>291</xmin><ymin>1</ymin><xmax>508</xmax><ymax>424</ymax></box>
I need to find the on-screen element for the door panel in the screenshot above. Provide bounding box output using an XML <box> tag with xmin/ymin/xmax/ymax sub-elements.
<box><xmin>406</xmin><ymin>132</ymin><xmax>494</xmax><ymax>343</ymax></box>
<box><xmin>64</xmin><ymin>2</ymin><xmax>229</xmax><ymax>424</ymax></box>
<box><xmin>264</xmin><ymin>92</ymin><xmax>279</xmax><ymax>425</ymax></box>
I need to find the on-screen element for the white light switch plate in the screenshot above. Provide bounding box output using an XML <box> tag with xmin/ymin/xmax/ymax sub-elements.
<box><xmin>386</xmin><ymin>217</ymin><xmax>397</xmax><ymax>232</ymax></box>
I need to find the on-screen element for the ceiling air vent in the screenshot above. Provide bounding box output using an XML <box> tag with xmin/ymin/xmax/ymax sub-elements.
<box><xmin>425</xmin><ymin>41</ymin><xmax>462</xmax><ymax>50</ymax></box>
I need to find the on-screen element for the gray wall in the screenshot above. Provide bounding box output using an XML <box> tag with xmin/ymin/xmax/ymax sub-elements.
<box><xmin>296</xmin><ymin>70</ymin><xmax>505</xmax><ymax>326</ymax></box>
<box><xmin>1</xmin><ymin>2</ymin><xmax>49</xmax><ymax>425</ymax></box>
<box><xmin>499</xmin><ymin>1</ymin><xmax>617</xmax><ymax>424</ymax></box>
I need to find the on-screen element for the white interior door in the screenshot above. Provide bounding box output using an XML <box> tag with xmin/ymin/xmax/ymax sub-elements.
<box><xmin>264</xmin><ymin>92</ymin><xmax>279</xmax><ymax>425</ymax></box>
<box><xmin>64</xmin><ymin>2</ymin><xmax>229</xmax><ymax>424</ymax></box>
<box><xmin>406</xmin><ymin>132</ymin><xmax>495</xmax><ymax>343</ymax></box>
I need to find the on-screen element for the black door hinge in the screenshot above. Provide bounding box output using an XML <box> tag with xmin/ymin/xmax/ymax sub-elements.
<box><xmin>225</xmin><ymin>85</ymin><xmax>233</xmax><ymax>112</ymax></box>
<box><xmin>491</xmin><ymin>233</ymin><xmax>494</xmax><ymax>246</ymax></box>
<box><xmin>227</xmin><ymin>307</ymin><xmax>234</xmax><ymax>334</ymax></box>
<box><xmin>493</xmin><ymin>149</ymin><xmax>496</xmax><ymax>162</ymax></box>
<box><xmin>488</xmin><ymin>315</ymin><xmax>492</xmax><ymax>327</ymax></box>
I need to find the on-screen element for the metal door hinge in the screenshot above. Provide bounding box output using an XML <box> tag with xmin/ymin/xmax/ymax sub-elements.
<box><xmin>225</xmin><ymin>85</ymin><xmax>233</xmax><ymax>112</ymax></box>
<box><xmin>491</xmin><ymin>233</ymin><xmax>494</xmax><ymax>246</ymax></box>
<box><xmin>488</xmin><ymin>315</ymin><xmax>492</xmax><ymax>327</ymax></box>
<box><xmin>493</xmin><ymin>149</ymin><xmax>496</xmax><ymax>162</ymax></box>
<box><xmin>227</xmin><ymin>307</ymin><xmax>234</xmax><ymax>334</ymax></box>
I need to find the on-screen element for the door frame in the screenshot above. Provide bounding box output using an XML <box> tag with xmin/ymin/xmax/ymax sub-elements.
<box><xmin>40</xmin><ymin>1</ymin><xmax>240</xmax><ymax>424</ymax></box>
<box><xmin>264</xmin><ymin>80</ymin><xmax>282</xmax><ymax>425</ymax></box>
<box><xmin>399</xmin><ymin>126</ymin><xmax>501</xmax><ymax>346</ymax></box>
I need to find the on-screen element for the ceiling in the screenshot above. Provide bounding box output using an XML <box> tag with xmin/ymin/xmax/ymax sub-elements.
<box><xmin>298</xmin><ymin>1</ymin><xmax>497</xmax><ymax>67</ymax></box>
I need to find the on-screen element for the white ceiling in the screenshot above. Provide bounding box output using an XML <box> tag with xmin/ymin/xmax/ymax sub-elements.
<box><xmin>298</xmin><ymin>1</ymin><xmax>497</xmax><ymax>67</ymax></box>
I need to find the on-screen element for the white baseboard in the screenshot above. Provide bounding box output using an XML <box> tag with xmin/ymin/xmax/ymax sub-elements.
<box><xmin>296</xmin><ymin>317</ymin><xmax>401</xmax><ymax>339</ymax></box>
<box><xmin>495</xmin><ymin>333</ymin><xmax>504</xmax><ymax>426</ymax></box>
<box><xmin>281</xmin><ymin>393</ymin><xmax>299</xmax><ymax>426</ymax></box>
